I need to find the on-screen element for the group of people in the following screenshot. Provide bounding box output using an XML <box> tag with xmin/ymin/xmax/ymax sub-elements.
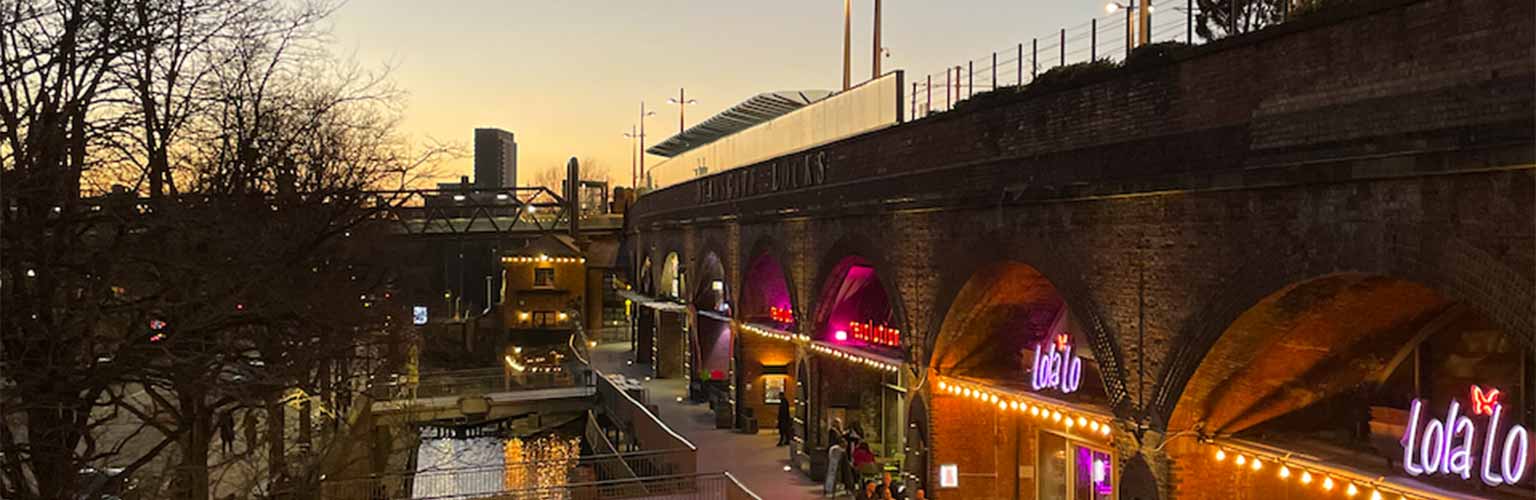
<box><xmin>823</xmin><ymin>418</ymin><xmax>922</xmax><ymax>499</ymax></box>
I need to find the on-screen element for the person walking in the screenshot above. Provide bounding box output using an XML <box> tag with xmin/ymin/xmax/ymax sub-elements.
<box><xmin>777</xmin><ymin>400</ymin><xmax>793</xmax><ymax>446</ymax></box>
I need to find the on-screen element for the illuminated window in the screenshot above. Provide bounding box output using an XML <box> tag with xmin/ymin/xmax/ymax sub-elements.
<box><xmin>532</xmin><ymin>311</ymin><xmax>556</xmax><ymax>328</ymax></box>
<box><xmin>534</xmin><ymin>268</ymin><xmax>555</xmax><ymax>288</ymax></box>
<box><xmin>1039</xmin><ymin>432</ymin><xmax>1114</xmax><ymax>500</ymax></box>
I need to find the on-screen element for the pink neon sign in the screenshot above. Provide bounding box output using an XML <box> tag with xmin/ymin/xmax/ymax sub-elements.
<box><xmin>1401</xmin><ymin>385</ymin><xmax>1529</xmax><ymax>487</ymax></box>
<box><xmin>1031</xmin><ymin>334</ymin><xmax>1081</xmax><ymax>394</ymax></box>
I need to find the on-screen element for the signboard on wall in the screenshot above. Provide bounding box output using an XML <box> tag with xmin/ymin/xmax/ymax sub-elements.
<box><xmin>939</xmin><ymin>464</ymin><xmax>959</xmax><ymax>488</ymax></box>
<box><xmin>1031</xmin><ymin>333</ymin><xmax>1082</xmax><ymax>394</ymax></box>
<box><xmin>1401</xmin><ymin>384</ymin><xmax>1530</xmax><ymax>487</ymax></box>
<box><xmin>412</xmin><ymin>306</ymin><xmax>428</xmax><ymax>325</ymax></box>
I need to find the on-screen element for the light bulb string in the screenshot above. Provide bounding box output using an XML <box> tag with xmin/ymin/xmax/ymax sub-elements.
<box><xmin>1206</xmin><ymin>439</ymin><xmax>1426</xmax><ymax>499</ymax></box>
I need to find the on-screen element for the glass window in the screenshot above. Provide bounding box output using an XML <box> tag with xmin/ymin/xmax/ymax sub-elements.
<box><xmin>1072</xmin><ymin>445</ymin><xmax>1113</xmax><ymax>500</ymax></box>
<box><xmin>532</xmin><ymin>311</ymin><xmax>556</xmax><ymax>327</ymax></box>
<box><xmin>1038</xmin><ymin>432</ymin><xmax>1069</xmax><ymax>500</ymax></box>
<box><xmin>534</xmin><ymin>268</ymin><xmax>555</xmax><ymax>288</ymax></box>
<box><xmin>1039</xmin><ymin>432</ymin><xmax>1114</xmax><ymax>500</ymax></box>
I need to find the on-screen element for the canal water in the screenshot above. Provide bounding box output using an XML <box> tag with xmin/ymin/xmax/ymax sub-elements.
<box><xmin>409</xmin><ymin>415</ymin><xmax>586</xmax><ymax>498</ymax></box>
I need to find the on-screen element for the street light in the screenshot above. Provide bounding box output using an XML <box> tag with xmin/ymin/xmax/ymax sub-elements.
<box><xmin>667</xmin><ymin>89</ymin><xmax>697</xmax><ymax>136</ymax></box>
<box><xmin>628</xmin><ymin>103</ymin><xmax>656</xmax><ymax>189</ymax></box>
<box><xmin>624</xmin><ymin>126</ymin><xmax>640</xmax><ymax>190</ymax></box>
<box><xmin>1105</xmin><ymin>2</ymin><xmax>1143</xmax><ymax>59</ymax></box>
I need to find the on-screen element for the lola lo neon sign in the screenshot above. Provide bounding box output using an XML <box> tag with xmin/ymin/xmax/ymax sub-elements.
<box><xmin>1031</xmin><ymin>334</ymin><xmax>1082</xmax><ymax>394</ymax></box>
<box><xmin>1401</xmin><ymin>385</ymin><xmax>1529</xmax><ymax>486</ymax></box>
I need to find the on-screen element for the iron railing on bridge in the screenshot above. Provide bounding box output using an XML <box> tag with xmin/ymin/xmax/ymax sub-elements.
<box><xmin>909</xmin><ymin>0</ymin><xmax>1320</xmax><ymax>119</ymax></box>
<box><xmin>407</xmin><ymin>472</ymin><xmax>760</xmax><ymax>500</ymax></box>
<box><xmin>318</xmin><ymin>449</ymin><xmax>703</xmax><ymax>500</ymax></box>
<box><xmin>398</xmin><ymin>367</ymin><xmax>584</xmax><ymax>400</ymax></box>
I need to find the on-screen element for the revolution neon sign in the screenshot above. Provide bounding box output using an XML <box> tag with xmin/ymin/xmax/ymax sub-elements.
<box><xmin>1401</xmin><ymin>385</ymin><xmax>1529</xmax><ymax>487</ymax></box>
<box><xmin>1031</xmin><ymin>334</ymin><xmax>1081</xmax><ymax>394</ymax></box>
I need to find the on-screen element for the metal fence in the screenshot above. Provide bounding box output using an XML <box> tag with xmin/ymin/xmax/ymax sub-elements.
<box><xmin>408</xmin><ymin>472</ymin><xmax>760</xmax><ymax>500</ymax></box>
<box><xmin>319</xmin><ymin>449</ymin><xmax>702</xmax><ymax>500</ymax></box>
<box><xmin>912</xmin><ymin>0</ymin><xmax>1206</xmax><ymax>118</ymax></box>
<box><xmin>592</xmin><ymin>367</ymin><xmax>698</xmax><ymax>474</ymax></box>
<box><xmin>402</xmin><ymin>368</ymin><xmax>584</xmax><ymax>400</ymax></box>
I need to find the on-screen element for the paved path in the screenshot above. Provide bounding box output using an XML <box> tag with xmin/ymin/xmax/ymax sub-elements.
<box><xmin>590</xmin><ymin>342</ymin><xmax>824</xmax><ymax>500</ymax></box>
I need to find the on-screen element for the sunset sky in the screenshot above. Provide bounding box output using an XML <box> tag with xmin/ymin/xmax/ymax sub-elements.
<box><xmin>330</xmin><ymin>1</ymin><xmax>1102</xmax><ymax>188</ymax></box>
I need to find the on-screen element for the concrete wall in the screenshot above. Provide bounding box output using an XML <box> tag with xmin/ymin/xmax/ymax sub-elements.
<box><xmin>648</xmin><ymin>73</ymin><xmax>903</xmax><ymax>189</ymax></box>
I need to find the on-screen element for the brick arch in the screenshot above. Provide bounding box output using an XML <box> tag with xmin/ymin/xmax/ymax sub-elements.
<box><xmin>739</xmin><ymin>235</ymin><xmax>800</xmax><ymax>327</ymax></box>
<box><xmin>924</xmin><ymin>234</ymin><xmax>1135</xmax><ymax>417</ymax></box>
<box><xmin>637</xmin><ymin>253</ymin><xmax>654</xmax><ymax>295</ymax></box>
<box><xmin>656</xmin><ymin>250</ymin><xmax>683</xmax><ymax>299</ymax></box>
<box><xmin>808</xmin><ymin>235</ymin><xmax>911</xmax><ymax>348</ymax></box>
<box><xmin>687</xmin><ymin>236</ymin><xmax>731</xmax><ymax>305</ymax></box>
<box><xmin>1153</xmin><ymin>236</ymin><xmax>1536</xmax><ymax>431</ymax></box>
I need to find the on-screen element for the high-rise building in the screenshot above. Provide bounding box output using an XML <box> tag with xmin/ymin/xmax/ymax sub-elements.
<box><xmin>474</xmin><ymin>128</ymin><xmax>517</xmax><ymax>188</ymax></box>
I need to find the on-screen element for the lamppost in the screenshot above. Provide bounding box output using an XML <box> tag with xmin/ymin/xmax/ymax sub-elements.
<box><xmin>842</xmin><ymin>0</ymin><xmax>852</xmax><ymax>90</ymax></box>
<box><xmin>1105</xmin><ymin>2</ymin><xmax>1148</xmax><ymax>59</ymax></box>
<box><xmin>624</xmin><ymin>126</ymin><xmax>639</xmax><ymax>189</ymax></box>
<box><xmin>667</xmin><ymin>89</ymin><xmax>697</xmax><ymax>136</ymax></box>
<box><xmin>633</xmin><ymin>103</ymin><xmax>655</xmax><ymax>189</ymax></box>
<box><xmin>872</xmin><ymin>0</ymin><xmax>882</xmax><ymax>79</ymax></box>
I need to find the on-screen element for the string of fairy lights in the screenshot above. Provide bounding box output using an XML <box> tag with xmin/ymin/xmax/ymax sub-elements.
<box><xmin>740</xmin><ymin>322</ymin><xmax>901</xmax><ymax>373</ymax></box>
<box><xmin>935</xmin><ymin>378</ymin><xmax>1114</xmax><ymax>439</ymax></box>
<box><xmin>1205</xmin><ymin>441</ymin><xmax>1431</xmax><ymax>500</ymax></box>
<box><xmin>739</xmin><ymin>322</ymin><xmax>808</xmax><ymax>343</ymax></box>
<box><xmin>502</xmin><ymin>255</ymin><xmax>586</xmax><ymax>264</ymax></box>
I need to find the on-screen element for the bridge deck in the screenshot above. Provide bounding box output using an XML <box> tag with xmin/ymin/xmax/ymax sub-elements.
<box><xmin>371</xmin><ymin>386</ymin><xmax>596</xmax><ymax>420</ymax></box>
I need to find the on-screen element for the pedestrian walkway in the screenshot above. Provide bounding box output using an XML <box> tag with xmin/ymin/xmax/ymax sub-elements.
<box><xmin>590</xmin><ymin>342</ymin><xmax>824</xmax><ymax>500</ymax></box>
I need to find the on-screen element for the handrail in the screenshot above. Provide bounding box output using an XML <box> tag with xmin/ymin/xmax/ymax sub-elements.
<box><xmin>594</xmin><ymin>366</ymin><xmax>697</xmax><ymax>452</ymax></box>
<box><xmin>723</xmin><ymin>472</ymin><xmax>764</xmax><ymax>500</ymax></box>
<box><xmin>408</xmin><ymin>472</ymin><xmax>757</xmax><ymax>500</ymax></box>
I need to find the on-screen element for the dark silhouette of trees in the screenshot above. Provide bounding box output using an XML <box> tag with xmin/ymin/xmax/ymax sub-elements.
<box><xmin>2</xmin><ymin>1</ymin><xmax>444</xmax><ymax>499</ymax></box>
<box><xmin>1194</xmin><ymin>0</ymin><xmax>1288</xmax><ymax>40</ymax></box>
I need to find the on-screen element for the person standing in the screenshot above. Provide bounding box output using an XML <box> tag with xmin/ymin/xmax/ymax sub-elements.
<box><xmin>218</xmin><ymin>410</ymin><xmax>237</xmax><ymax>455</ymax></box>
<box><xmin>776</xmin><ymin>400</ymin><xmax>793</xmax><ymax>446</ymax></box>
<box><xmin>824</xmin><ymin>418</ymin><xmax>846</xmax><ymax>495</ymax></box>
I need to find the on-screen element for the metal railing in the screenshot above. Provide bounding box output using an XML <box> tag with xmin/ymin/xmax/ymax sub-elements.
<box><xmin>593</xmin><ymin>367</ymin><xmax>698</xmax><ymax>475</ymax></box>
<box><xmin>406</xmin><ymin>472</ymin><xmax>760</xmax><ymax>500</ymax></box>
<box><xmin>912</xmin><ymin>0</ymin><xmax>1206</xmax><ymax>119</ymax></box>
<box><xmin>418</xmin><ymin>369</ymin><xmax>583</xmax><ymax>399</ymax></box>
<box><xmin>318</xmin><ymin>449</ymin><xmax>701</xmax><ymax>500</ymax></box>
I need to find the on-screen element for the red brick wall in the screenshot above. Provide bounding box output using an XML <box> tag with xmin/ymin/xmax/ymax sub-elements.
<box><xmin>737</xmin><ymin>333</ymin><xmax>797</xmax><ymax>429</ymax></box>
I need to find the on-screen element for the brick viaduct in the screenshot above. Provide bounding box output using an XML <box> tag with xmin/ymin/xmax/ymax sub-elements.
<box><xmin>623</xmin><ymin>0</ymin><xmax>1533</xmax><ymax>497</ymax></box>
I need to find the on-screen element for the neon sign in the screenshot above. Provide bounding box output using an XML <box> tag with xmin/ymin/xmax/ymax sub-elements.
<box><xmin>1031</xmin><ymin>334</ymin><xmax>1081</xmax><ymax>394</ymax></box>
<box><xmin>1401</xmin><ymin>385</ymin><xmax>1529</xmax><ymax>487</ymax></box>
<box><xmin>769</xmin><ymin>306</ymin><xmax>794</xmax><ymax>324</ymax></box>
<box><xmin>849</xmin><ymin>320</ymin><xmax>899</xmax><ymax>347</ymax></box>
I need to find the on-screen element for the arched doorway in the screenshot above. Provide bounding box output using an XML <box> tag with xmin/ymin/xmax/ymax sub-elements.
<box><xmin>633</xmin><ymin>255</ymin><xmax>654</xmax><ymax>361</ymax></box>
<box><xmin>651</xmin><ymin>252</ymin><xmax>687</xmax><ymax>378</ymax></box>
<box><xmin>1167</xmin><ymin>273</ymin><xmax>1534</xmax><ymax>500</ymax></box>
<box><xmin>658</xmin><ymin>252</ymin><xmax>682</xmax><ymax>300</ymax></box>
<box><xmin>691</xmin><ymin>252</ymin><xmax>732</xmax><ymax>406</ymax></box>
<box><xmin>736</xmin><ymin>250</ymin><xmax>800</xmax><ymax>437</ymax></box>
<box><xmin>808</xmin><ymin>255</ymin><xmax>907</xmax><ymax>477</ymax></box>
<box><xmin>926</xmin><ymin>261</ymin><xmax>1117</xmax><ymax>500</ymax></box>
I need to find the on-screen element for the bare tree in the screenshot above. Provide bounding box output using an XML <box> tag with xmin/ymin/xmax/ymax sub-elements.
<box><xmin>1</xmin><ymin>1</ymin><xmax>155</xmax><ymax>498</ymax></box>
<box><xmin>2</xmin><ymin>1</ymin><xmax>445</xmax><ymax>499</ymax></box>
